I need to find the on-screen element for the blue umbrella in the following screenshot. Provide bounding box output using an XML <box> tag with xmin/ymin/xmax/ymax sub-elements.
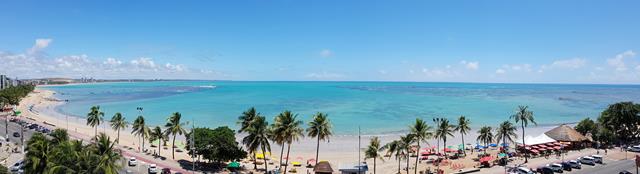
<box><xmin>500</xmin><ymin>143</ymin><xmax>509</xmax><ymax>147</ymax></box>
<box><xmin>489</xmin><ymin>143</ymin><xmax>498</xmax><ymax>147</ymax></box>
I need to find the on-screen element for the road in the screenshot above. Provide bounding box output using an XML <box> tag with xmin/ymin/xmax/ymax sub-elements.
<box><xmin>570</xmin><ymin>159</ymin><xmax>636</xmax><ymax>174</ymax></box>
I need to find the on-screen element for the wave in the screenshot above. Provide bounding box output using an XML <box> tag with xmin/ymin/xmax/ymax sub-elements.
<box><xmin>197</xmin><ymin>85</ymin><xmax>216</xmax><ymax>89</ymax></box>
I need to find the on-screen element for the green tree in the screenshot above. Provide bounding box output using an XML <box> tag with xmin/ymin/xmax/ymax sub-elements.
<box><xmin>273</xmin><ymin>111</ymin><xmax>304</xmax><ymax>174</ymax></box>
<box><xmin>574</xmin><ymin>118</ymin><xmax>597</xmax><ymax>136</ymax></box>
<box><xmin>433</xmin><ymin>118</ymin><xmax>454</xmax><ymax>158</ymax></box>
<box><xmin>365</xmin><ymin>137</ymin><xmax>384</xmax><ymax>174</ymax></box>
<box><xmin>164</xmin><ymin>112</ymin><xmax>187</xmax><ymax>159</ymax></box>
<box><xmin>25</xmin><ymin>133</ymin><xmax>51</xmax><ymax>173</ymax></box>
<box><xmin>510</xmin><ymin>105</ymin><xmax>536</xmax><ymax>163</ymax></box>
<box><xmin>495</xmin><ymin>121</ymin><xmax>517</xmax><ymax>152</ymax></box>
<box><xmin>238</xmin><ymin>107</ymin><xmax>259</xmax><ymax>133</ymax></box>
<box><xmin>242</xmin><ymin>116</ymin><xmax>271</xmax><ymax>171</ymax></box>
<box><xmin>306</xmin><ymin>112</ymin><xmax>332</xmax><ymax>166</ymax></box>
<box><xmin>132</xmin><ymin>115</ymin><xmax>149</xmax><ymax>152</ymax></box>
<box><xmin>86</xmin><ymin>105</ymin><xmax>104</xmax><ymax>137</ymax></box>
<box><xmin>382</xmin><ymin>139</ymin><xmax>404</xmax><ymax>174</ymax></box>
<box><xmin>598</xmin><ymin>102</ymin><xmax>640</xmax><ymax>144</ymax></box>
<box><xmin>149</xmin><ymin>126</ymin><xmax>166</xmax><ymax>157</ymax></box>
<box><xmin>109</xmin><ymin>112</ymin><xmax>128</xmax><ymax>144</ymax></box>
<box><xmin>476</xmin><ymin>126</ymin><xmax>493</xmax><ymax>154</ymax></box>
<box><xmin>186</xmin><ymin>127</ymin><xmax>247</xmax><ymax>163</ymax></box>
<box><xmin>399</xmin><ymin>134</ymin><xmax>414</xmax><ymax>174</ymax></box>
<box><xmin>409</xmin><ymin>118</ymin><xmax>432</xmax><ymax>174</ymax></box>
<box><xmin>91</xmin><ymin>133</ymin><xmax>122</xmax><ymax>174</ymax></box>
<box><xmin>454</xmin><ymin>115</ymin><xmax>471</xmax><ymax>155</ymax></box>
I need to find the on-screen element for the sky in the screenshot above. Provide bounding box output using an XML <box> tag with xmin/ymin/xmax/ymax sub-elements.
<box><xmin>1</xmin><ymin>1</ymin><xmax>639</xmax><ymax>84</ymax></box>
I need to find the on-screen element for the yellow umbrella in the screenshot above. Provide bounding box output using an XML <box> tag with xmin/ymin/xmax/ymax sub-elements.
<box><xmin>255</xmin><ymin>153</ymin><xmax>265</xmax><ymax>159</ymax></box>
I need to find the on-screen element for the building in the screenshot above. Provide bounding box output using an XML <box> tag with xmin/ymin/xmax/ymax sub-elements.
<box><xmin>0</xmin><ymin>74</ymin><xmax>13</xmax><ymax>90</ymax></box>
<box><xmin>338</xmin><ymin>163</ymin><xmax>368</xmax><ymax>174</ymax></box>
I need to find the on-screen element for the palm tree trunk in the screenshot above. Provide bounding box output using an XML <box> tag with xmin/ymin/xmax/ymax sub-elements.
<box><xmin>373</xmin><ymin>158</ymin><xmax>377</xmax><ymax>174</ymax></box>
<box><xmin>414</xmin><ymin>142</ymin><xmax>419</xmax><ymax>174</ymax></box>
<box><xmin>397</xmin><ymin>156</ymin><xmax>401</xmax><ymax>174</ymax></box>
<box><xmin>262</xmin><ymin>146</ymin><xmax>268</xmax><ymax>173</ymax></box>
<box><xmin>279</xmin><ymin>144</ymin><xmax>285</xmax><ymax>168</ymax></box>
<box><xmin>116</xmin><ymin>129</ymin><xmax>120</xmax><ymax>144</ymax></box>
<box><xmin>315</xmin><ymin>136</ymin><xmax>320</xmax><ymax>166</ymax></box>
<box><xmin>284</xmin><ymin>143</ymin><xmax>291</xmax><ymax>174</ymax></box>
<box><xmin>172</xmin><ymin>134</ymin><xmax>176</xmax><ymax>159</ymax></box>
<box><xmin>443</xmin><ymin>139</ymin><xmax>447</xmax><ymax>159</ymax></box>
<box><xmin>522</xmin><ymin>123</ymin><xmax>527</xmax><ymax>163</ymax></box>
<box><xmin>158</xmin><ymin>139</ymin><xmax>162</xmax><ymax>157</ymax></box>
<box><xmin>461</xmin><ymin>133</ymin><xmax>466</xmax><ymax>155</ymax></box>
<box><xmin>142</xmin><ymin>135</ymin><xmax>145</xmax><ymax>152</ymax></box>
<box><xmin>94</xmin><ymin>126</ymin><xmax>97</xmax><ymax>137</ymax></box>
<box><xmin>405</xmin><ymin>154</ymin><xmax>409</xmax><ymax>173</ymax></box>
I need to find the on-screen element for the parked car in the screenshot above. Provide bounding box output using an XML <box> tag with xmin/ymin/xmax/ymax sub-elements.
<box><xmin>547</xmin><ymin>163</ymin><xmax>564</xmax><ymax>173</ymax></box>
<box><xmin>12</xmin><ymin>132</ymin><xmax>20</xmax><ymax>137</ymax></box>
<box><xmin>591</xmin><ymin>155</ymin><xmax>603</xmax><ymax>164</ymax></box>
<box><xmin>568</xmin><ymin>160</ymin><xmax>581</xmax><ymax>169</ymax></box>
<box><xmin>620</xmin><ymin>170</ymin><xmax>633</xmax><ymax>174</ymax></box>
<box><xmin>536</xmin><ymin>166</ymin><xmax>554</xmax><ymax>174</ymax></box>
<box><xmin>148</xmin><ymin>164</ymin><xmax>158</xmax><ymax>174</ymax></box>
<box><xmin>161</xmin><ymin>168</ymin><xmax>171</xmax><ymax>174</ymax></box>
<box><xmin>10</xmin><ymin>160</ymin><xmax>24</xmax><ymax>172</ymax></box>
<box><xmin>579</xmin><ymin>156</ymin><xmax>596</xmax><ymax>165</ymax></box>
<box><xmin>627</xmin><ymin>145</ymin><xmax>640</xmax><ymax>152</ymax></box>
<box><xmin>128</xmin><ymin>157</ymin><xmax>137</xmax><ymax>166</ymax></box>
<box><xmin>559</xmin><ymin>162</ymin><xmax>572</xmax><ymax>171</ymax></box>
<box><xmin>514</xmin><ymin>167</ymin><xmax>534</xmax><ymax>174</ymax></box>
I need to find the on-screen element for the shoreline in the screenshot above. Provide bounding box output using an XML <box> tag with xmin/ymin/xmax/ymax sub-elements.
<box><xmin>25</xmin><ymin>88</ymin><xmax>570</xmax><ymax>173</ymax></box>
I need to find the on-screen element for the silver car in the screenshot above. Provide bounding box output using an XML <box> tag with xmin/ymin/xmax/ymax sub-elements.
<box><xmin>591</xmin><ymin>155</ymin><xmax>603</xmax><ymax>164</ymax></box>
<box><xmin>568</xmin><ymin>160</ymin><xmax>581</xmax><ymax>169</ymax></box>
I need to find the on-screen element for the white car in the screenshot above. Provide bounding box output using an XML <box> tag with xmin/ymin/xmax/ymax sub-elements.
<box><xmin>128</xmin><ymin>157</ymin><xmax>137</xmax><ymax>166</ymax></box>
<box><xmin>568</xmin><ymin>160</ymin><xmax>581</xmax><ymax>169</ymax></box>
<box><xmin>579</xmin><ymin>156</ymin><xmax>596</xmax><ymax>165</ymax></box>
<box><xmin>548</xmin><ymin>163</ymin><xmax>563</xmax><ymax>173</ymax></box>
<box><xmin>10</xmin><ymin>160</ymin><xmax>24</xmax><ymax>172</ymax></box>
<box><xmin>148</xmin><ymin>164</ymin><xmax>158</xmax><ymax>174</ymax></box>
<box><xmin>628</xmin><ymin>146</ymin><xmax>640</xmax><ymax>152</ymax></box>
<box><xmin>591</xmin><ymin>155</ymin><xmax>603</xmax><ymax>164</ymax></box>
<box><xmin>515</xmin><ymin>167</ymin><xmax>534</xmax><ymax>174</ymax></box>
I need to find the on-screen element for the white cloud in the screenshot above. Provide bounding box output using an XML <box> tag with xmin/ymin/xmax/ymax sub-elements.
<box><xmin>0</xmin><ymin>39</ymin><xmax>219</xmax><ymax>79</ymax></box>
<box><xmin>460</xmin><ymin>60</ymin><xmax>479</xmax><ymax>70</ymax></box>
<box><xmin>495</xmin><ymin>69</ymin><xmax>506</xmax><ymax>74</ymax></box>
<box><xmin>607</xmin><ymin>50</ymin><xmax>636</xmax><ymax>71</ymax></box>
<box><xmin>378</xmin><ymin>70</ymin><xmax>388</xmax><ymax>75</ymax></box>
<box><xmin>319</xmin><ymin>49</ymin><xmax>333</xmax><ymax>58</ymax></box>
<box><xmin>28</xmin><ymin>38</ymin><xmax>52</xmax><ymax>54</ymax></box>
<box><xmin>503</xmin><ymin>64</ymin><xmax>532</xmax><ymax>72</ymax></box>
<box><xmin>549</xmin><ymin>58</ymin><xmax>586</xmax><ymax>69</ymax></box>
<box><xmin>306</xmin><ymin>71</ymin><xmax>344</xmax><ymax>79</ymax></box>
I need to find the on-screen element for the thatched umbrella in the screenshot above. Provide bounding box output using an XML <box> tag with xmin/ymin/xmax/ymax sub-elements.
<box><xmin>313</xmin><ymin>161</ymin><xmax>334</xmax><ymax>174</ymax></box>
<box><xmin>544</xmin><ymin>124</ymin><xmax>589</xmax><ymax>142</ymax></box>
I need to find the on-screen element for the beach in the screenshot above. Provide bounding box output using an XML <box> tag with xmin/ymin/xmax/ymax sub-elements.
<box><xmin>17</xmin><ymin>88</ymin><xmax>588</xmax><ymax>174</ymax></box>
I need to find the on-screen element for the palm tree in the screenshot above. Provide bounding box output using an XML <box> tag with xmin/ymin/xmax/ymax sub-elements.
<box><xmin>149</xmin><ymin>126</ymin><xmax>166</xmax><ymax>157</ymax></box>
<box><xmin>164</xmin><ymin>112</ymin><xmax>187</xmax><ymax>159</ymax></box>
<box><xmin>242</xmin><ymin>116</ymin><xmax>271</xmax><ymax>172</ymax></box>
<box><xmin>49</xmin><ymin>129</ymin><xmax>69</xmax><ymax>145</ymax></box>
<box><xmin>434</xmin><ymin>118</ymin><xmax>454</xmax><ymax>158</ymax></box>
<box><xmin>238</xmin><ymin>107</ymin><xmax>259</xmax><ymax>133</ymax></box>
<box><xmin>454</xmin><ymin>115</ymin><xmax>471</xmax><ymax>155</ymax></box>
<box><xmin>495</xmin><ymin>121</ymin><xmax>518</xmax><ymax>151</ymax></box>
<box><xmin>365</xmin><ymin>137</ymin><xmax>384</xmax><ymax>174</ymax></box>
<box><xmin>306</xmin><ymin>112</ymin><xmax>332</xmax><ymax>166</ymax></box>
<box><xmin>399</xmin><ymin>134</ymin><xmax>414</xmax><ymax>174</ymax></box>
<box><xmin>511</xmin><ymin>105</ymin><xmax>536</xmax><ymax>163</ymax></box>
<box><xmin>24</xmin><ymin>133</ymin><xmax>51</xmax><ymax>173</ymax></box>
<box><xmin>109</xmin><ymin>112</ymin><xmax>128</xmax><ymax>144</ymax></box>
<box><xmin>275</xmin><ymin>111</ymin><xmax>304</xmax><ymax>174</ymax></box>
<box><xmin>409</xmin><ymin>118</ymin><xmax>432</xmax><ymax>174</ymax></box>
<box><xmin>476</xmin><ymin>126</ymin><xmax>493</xmax><ymax>154</ymax></box>
<box><xmin>86</xmin><ymin>105</ymin><xmax>104</xmax><ymax>137</ymax></box>
<box><xmin>382</xmin><ymin>139</ymin><xmax>404</xmax><ymax>174</ymax></box>
<box><xmin>91</xmin><ymin>133</ymin><xmax>122</xmax><ymax>174</ymax></box>
<box><xmin>132</xmin><ymin>115</ymin><xmax>149</xmax><ymax>152</ymax></box>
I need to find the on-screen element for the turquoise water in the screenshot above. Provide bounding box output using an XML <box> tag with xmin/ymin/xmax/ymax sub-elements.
<box><xmin>42</xmin><ymin>81</ymin><xmax>640</xmax><ymax>135</ymax></box>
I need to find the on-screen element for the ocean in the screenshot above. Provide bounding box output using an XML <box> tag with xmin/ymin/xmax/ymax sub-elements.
<box><xmin>41</xmin><ymin>81</ymin><xmax>640</xmax><ymax>135</ymax></box>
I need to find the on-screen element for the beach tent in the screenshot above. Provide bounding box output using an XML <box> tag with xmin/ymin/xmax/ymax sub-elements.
<box><xmin>544</xmin><ymin>124</ymin><xmax>589</xmax><ymax>142</ymax></box>
<box><xmin>313</xmin><ymin>161</ymin><xmax>334</xmax><ymax>174</ymax></box>
<box><xmin>517</xmin><ymin>133</ymin><xmax>556</xmax><ymax>145</ymax></box>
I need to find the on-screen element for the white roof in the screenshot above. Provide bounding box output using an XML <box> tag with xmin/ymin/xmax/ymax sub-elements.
<box><xmin>517</xmin><ymin>133</ymin><xmax>556</xmax><ymax>145</ymax></box>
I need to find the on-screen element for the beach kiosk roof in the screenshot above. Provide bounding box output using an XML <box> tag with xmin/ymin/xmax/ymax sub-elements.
<box><xmin>544</xmin><ymin>124</ymin><xmax>589</xmax><ymax>142</ymax></box>
<box><xmin>313</xmin><ymin>161</ymin><xmax>334</xmax><ymax>174</ymax></box>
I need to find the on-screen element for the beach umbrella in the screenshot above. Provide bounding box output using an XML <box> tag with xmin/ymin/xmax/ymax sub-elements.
<box><xmin>489</xmin><ymin>143</ymin><xmax>498</xmax><ymax>147</ymax></box>
<box><xmin>227</xmin><ymin>161</ymin><xmax>241</xmax><ymax>168</ymax></box>
<box><xmin>538</xmin><ymin>144</ymin><xmax>547</xmax><ymax>148</ymax></box>
<box><xmin>498</xmin><ymin>153</ymin><xmax>507</xmax><ymax>158</ymax></box>
<box><xmin>530</xmin><ymin>149</ymin><xmax>539</xmax><ymax>154</ymax></box>
<box><xmin>553</xmin><ymin>146</ymin><xmax>561</xmax><ymax>150</ymax></box>
<box><xmin>500</xmin><ymin>143</ymin><xmax>509</xmax><ymax>147</ymax></box>
<box><xmin>255</xmin><ymin>153</ymin><xmax>265</xmax><ymax>159</ymax></box>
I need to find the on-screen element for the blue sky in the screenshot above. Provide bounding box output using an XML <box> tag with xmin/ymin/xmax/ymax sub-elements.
<box><xmin>1</xmin><ymin>1</ymin><xmax>639</xmax><ymax>83</ymax></box>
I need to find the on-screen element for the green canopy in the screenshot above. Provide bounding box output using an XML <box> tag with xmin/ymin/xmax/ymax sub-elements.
<box><xmin>14</xmin><ymin>110</ymin><xmax>21</xmax><ymax>116</ymax></box>
<box><xmin>498</xmin><ymin>153</ymin><xmax>507</xmax><ymax>158</ymax></box>
<box><xmin>227</xmin><ymin>161</ymin><xmax>240</xmax><ymax>168</ymax></box>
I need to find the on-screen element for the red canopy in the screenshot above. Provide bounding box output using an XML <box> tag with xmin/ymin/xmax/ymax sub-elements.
<box><xmin>530</xmin><ymin>145</ymin><xmax>538</xmax><ymax>149</ymax></box>
<box><xmin>538</xmin><ymin>144</ymin><xmax>547</xmax><ymax>148</ymax></box>
<box><xmin>553</xmin><ymin>146</ymin><xmax>561</xmax><ymax>150</ymax></box>
<box><xmin>524</xmin><ymin>146</ymin><xmax>532</xmax><ymax>150</ymax></box>
<box><xmin>530</xmin><ymin>149</ymin><xmax>540</xmax><ymax>153</ymax></box>
<box><xmin>479</xmin><ymin>156</ymin><xmax>493</xmax><ymax>163</ymax></box>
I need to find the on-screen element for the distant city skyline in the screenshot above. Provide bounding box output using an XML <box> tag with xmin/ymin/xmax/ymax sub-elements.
<box><xmin>1</xmin><ymin>1</ymin><xmax>639</xmax><ymax>84</ymax></box>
